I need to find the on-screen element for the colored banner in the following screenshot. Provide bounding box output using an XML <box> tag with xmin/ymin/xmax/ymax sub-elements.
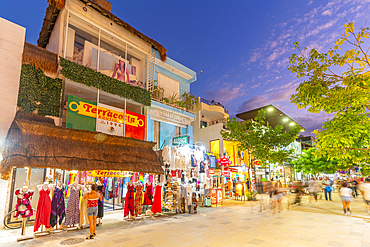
<box><xmin>67</xmin><ymin>94</ymin><xmax>145</xmax><ymax>140</ymax></box>
<box><xmin>87</xmin><ymin>170</ymin><xmax>130</xmax><ymax>177</ymax></box>
<box><xmin>66</xmin><ymin>95</ymin><xmax>96</xmax><ymax>131</ymax></box>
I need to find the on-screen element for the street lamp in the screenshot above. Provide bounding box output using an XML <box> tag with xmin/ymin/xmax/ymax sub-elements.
<box><xmin>283</xmin><ymin>117</ymin><xmax>289</xmax><ymax>122</ymax></box>
<box><xmin>267</xmin><ymin>107</ymin><xmax>274</xmax><ymax>112</ymax></box>
<box><xmin>289</xmin><ymin>122</ymin><xmax>295</xmax><ymax>126</ymax></box>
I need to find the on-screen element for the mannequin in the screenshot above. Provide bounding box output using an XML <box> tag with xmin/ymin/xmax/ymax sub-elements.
<box><xmin>124</xmin><ymin>181</ymin><xmax>135</xmax><ymax>218</ymax></box>
<box><xmin>80</xmin><ymin>183</ymin><xmax>91</xmax><ymax>226</ymax></box>
<box><xmin>96</xmin><ymin>180</ymin><xmax>104</xmax><ymax>224</ymax></box>
<box><xmin>143</xmin><ymin>181</ymin><xmax>153</xmax><ymax>212</ymax></box>
<box><xmin>65</xmin><ymin>182</ymin><xmax>81</xmax><ymax>227</ymax></box>
<box><xmin>50</xmin><ymin>181</ymin><xmax>65</xmax><ymax>228</ymax></box>
<box><xmin>151</xmin><ymin>182</ymin><xmax>162</xmax><ymax>214</ymax></box>
<box><xmin>34</xmin><ymin>182</ymin><xmax>52</xmax><ymax>232</ymax></box>
<box><xmin>14</xmin><ymin>185</ymin><xmax>34</xmax><ymax>219</ymax></box>
<box><xmin>135</xmin><ymin>182</ymin><xmax>143</xmax><ymax>216</ymax></box>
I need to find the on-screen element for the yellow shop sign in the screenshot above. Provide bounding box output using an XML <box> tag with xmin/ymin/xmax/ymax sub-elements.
<box><xmin>69</xmin><ymin>100</ymin><xmax>144</xmax><ymax>127</ymax></box>
<box><xmin>87</xmin><ymin>170</ymin><xmax>130</xmax><ymax>177</ymax></box>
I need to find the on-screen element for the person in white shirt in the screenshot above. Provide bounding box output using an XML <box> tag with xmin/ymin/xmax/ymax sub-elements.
<box><xmin>360</xmin><ymin>177</ymin><xmax>370</xmax><ymax>214</ymax></box>
<box><xmin>307</xmin><ymin>178</ymin><xmax>321</xmax><ymax>206</ymax></box>
<box><xmin>339</xmin><ymin>182</ymin><xmax>353</xmax><ymax>216</ymax></box>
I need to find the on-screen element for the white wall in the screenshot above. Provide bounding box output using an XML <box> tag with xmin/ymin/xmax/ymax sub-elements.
<box><xmin>193</xmin><ymin>122</ymin><xmax>224</xmax><ymax>153</ymax></box>
<box><xmin>0</xmin><ymin>17</ymin><xmax>25</xmax><ymax>228</ymax></box>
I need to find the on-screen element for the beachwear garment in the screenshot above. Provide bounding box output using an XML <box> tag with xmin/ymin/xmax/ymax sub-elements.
<box><xmin>97</xmin><ymin>185</ymin><xmax>104</xmax><ymax>218</ymax></box>
<box><xmin>151</xmin><ymin>185</ymin><xmax>162</xmax><ymax>214</ymax></box>
<box><xmin>143</xmin><ymin>184</ymin><xmax>153</xmax><ymax>205</ymax></box>
<box><xmin>50</xmin><ymin>186</ymin><xmax>66</xmax><ymax>227</ymax></box>
<box><xmin>124</xmin><ymin>184</ymin><xmax>135</xmax><ymax>217</ymax></box>
<box><xmin>135</xmin><ymin>184</ymin><xmax>143</xmax><ymax>216</ymax></box>
<box><xmin>34</xmin><ymin>187</ymin><xmax>51</xmax><ymax>231</ymax></box>
<box><xmin>64</xmin><ymin>186</ymin><xmax>80</xmax><ymax>226</ymax></box>
<box><xmin>14</xmin><ymin>189</ymin><xmax>34</xmax><ymax>218</ymax></box>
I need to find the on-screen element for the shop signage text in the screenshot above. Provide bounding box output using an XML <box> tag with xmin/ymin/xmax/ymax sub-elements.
<box><xmin>209</xmin><ymin>169</ymin><xmax>215</xmax><ymax>175</ymax></box>
<box><xmin>87</xmin><ymin>170</ymin><xmax>130</xmax><ymax>177</ymax></box>
<box><xmin>222</xmin><ymin>170</ymin><xmax>231</xmax><ymax>177</ymax></box>
<box><xmin>172</xmin><ymin>136</ymin><xmax>189</xmax><ymax>145</ymax></box>
<box><xmin>148</xmin><ymin>107</ymin><xmax>192</xmax><ymax>125</ymax></box>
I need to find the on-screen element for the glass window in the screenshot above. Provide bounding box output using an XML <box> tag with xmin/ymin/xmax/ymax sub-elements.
<box><xmin>158</xmin><ymin>73</ymin><xmax>179</xmax><ymax>99</ymax></box>
<box><xmin>66</xmin><ymin>14</ymin><xmax>99</xmax><ymax>68</ymax></box>
<box><xmin>210</xmin><ymin>140</ymin><xmax>220</xmax><ymax>160</ymax></box>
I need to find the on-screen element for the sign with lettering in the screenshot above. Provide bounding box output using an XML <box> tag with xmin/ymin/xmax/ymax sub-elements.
<box><xmin>66</xmin><ymin>95</ymin><xmax>145</xmax><ymax>140</ymax></box>
<box><xmin>172</xmin><ymin>136</ymin><xmax>189</xmax><ymax>145</ymax></box>
<box><xmin>87</xmin><ymin>170</ymin><xmax>130</xmax><ymax>177</ymax></box>
<box><xmin>148</xmin><ymin>107</ymin><xmax>193</xmax><ymax>125</ymax></box>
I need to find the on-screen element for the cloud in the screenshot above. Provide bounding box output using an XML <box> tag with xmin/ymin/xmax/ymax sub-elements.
<box><xmin>307</xmin><ymin>0</ymin><xmax>313</xmax><ymax>6</ymax></box>
<box><xmin>321</xmin><ymin>9</ymin><xmax>333</xmax><ymax>16</ymax></box>
<box><xmin>250</xmin><ymin>83</ymin><xmax>260</xmax><ymax>89</ymax></box>
<box><xmin>205</xmin><ymin>84</ymin><xmax>246</xmax><ymax>105</ymax></box>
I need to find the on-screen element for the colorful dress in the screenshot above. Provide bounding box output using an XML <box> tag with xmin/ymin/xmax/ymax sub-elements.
<box><xmin>124</xmin><ymin>184</ymin><xmax>135</xmax><ymax>217</ymax></box>
<box><xmin>151</xmin><ymin>185</ymin><xmax>162</xmax><ymax>214</ymax></box>
<box><xmin>34</xmin><ymin>187</ymin><xmax>51</xmax><ymax>232</ymax></box>
<box><xmin>14</xmin><ymin>189</ymin><xmax>34</xmax><ymax>218</ymax></box>
<box><xmin>50</xmin><ymin>186</ymin><xmax>66</xmax><ymax>227</ymax></box>
<box><xmin>143</xmin><ymin>184</ymin><xmax>153</xmax><ymax>205</ymax></box>
<box><xmin>135</xmin><ymin>184</ymin><xmax>143</xmax><ymax>216</ymax></box>
<box><xmin>64</xmin><ymin>186</ymin><xmax>80</xmax><ymax>226</ymax></box>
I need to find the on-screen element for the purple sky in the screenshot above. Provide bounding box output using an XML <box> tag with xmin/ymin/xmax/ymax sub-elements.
<box><xmin>1</xmin><ymin>0</ymin><xmax>369</xmax><ymax>135</ymax></box>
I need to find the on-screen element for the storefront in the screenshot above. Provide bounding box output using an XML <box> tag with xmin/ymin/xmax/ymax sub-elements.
<box><xmin>0</xmin><ymin>111</ymin><xmax>163</xmax><ymax>230</ymax></box>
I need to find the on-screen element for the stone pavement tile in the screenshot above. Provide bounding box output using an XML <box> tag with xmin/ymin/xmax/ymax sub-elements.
<box><xmin>327</xmin><ymin>241</ymin><xmax>344</xmax><ymax>247</ymax></box>
<box><xmin>362</xmin><ymin>242</ymin><xmax>370</xmax><ymax>247</ymax></box>
<box><xmin>247</xmin><ymin>239</ymin><xmax>264</xmax><ymax>245</ymax></box>
<box><xmin>343</xmin><ymin>239</ymin><xmax>362</xmax><ymax>247</ymax></box>
<box><xmin>349</xmin><ymin>231</ymin><xmax>363</xmax><ymax>236</ymax></box>
<box><xmin>300</xmin><ymin>236</ymin><xmax>314</xmax><ymax>242</ymax></box>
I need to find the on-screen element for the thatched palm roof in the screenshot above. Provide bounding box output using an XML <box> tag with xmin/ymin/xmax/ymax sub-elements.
<box><xmin>0</xmin><ymin>111</ymin><xmax>163</xmax><ymax>180</ymax></box>
<box><xmin>22</xmin><ymin>42</ymin><xmax>58</xmax><ymax>74</ymax></box>
<box><xmin>37</xmin><ymin>0</ymin><xmax>167</xmax><ymax>61</ymax></box>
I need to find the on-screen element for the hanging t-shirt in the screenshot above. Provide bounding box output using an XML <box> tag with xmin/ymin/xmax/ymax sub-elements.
<box><xmin>178</xmin><ymin>170</ymin><xmax>182</xmax><ymax>178</ymax></box>
<box><xmin>171</xmin><ymin>170</ymin><xmax>177</xmax><ymax>178</ymax></box>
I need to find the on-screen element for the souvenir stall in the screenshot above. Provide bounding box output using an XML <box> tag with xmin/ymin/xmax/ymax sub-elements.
<box><xmin>227</xmin><ymin>167</ymin><xmax>249</xmax><ymax>200</ymax></box>
<box><xmin>0</xmin><ymin>112</ymin><xmax>163</xmax><ymax>240</ymax></box>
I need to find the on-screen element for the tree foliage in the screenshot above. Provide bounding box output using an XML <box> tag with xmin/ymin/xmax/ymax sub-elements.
<box><xmin>221</xmin><ymin>109</ymin><xmax>300</xmax><ymax>166</ymax></box>
<box><xmin>288</xmin><ymin>22</ymin><xmax>370</xmax><ymax>165</ymax></box>
<box><xmin>292</xmin><ymin>148</ymin><xmax>339</xmax><ymax>175</ymax></box>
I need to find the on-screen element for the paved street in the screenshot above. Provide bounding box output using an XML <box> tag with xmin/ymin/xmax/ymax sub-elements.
<box><xmin>2</xmin><ymin>192</ymin><xmax>370</xmax><ymax>247</ymax></box>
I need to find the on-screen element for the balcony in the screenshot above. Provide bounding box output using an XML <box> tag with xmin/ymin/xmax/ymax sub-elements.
<box><xmin>199</xmin><ymin>98</ymin><xmax>228</xmax><ymax>114</ymax></box>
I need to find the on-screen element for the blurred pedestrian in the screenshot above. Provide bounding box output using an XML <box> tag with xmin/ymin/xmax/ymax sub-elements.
<box><xmin>308</xmin><ymin>178</ymin><xmax>320</xmax><ymax>206</ymax></box>
<box><xmin>360</xmin><ymin>177</ymin><xmax>370</xmax><ymax>214</ymax></box>
<box><xmin>322</xmin><ymin>177</ymin><xmax>333</xmax><ymax>201</ymax></box>
<box><xmin>339</xmin><ymin>182</ymin><xmax>353</xmax><ymax>216</ymax></box>
<box><xmin>272</xmin><ymin>183</ymin><xmax>284</xmax><ymax>214</ymax></box>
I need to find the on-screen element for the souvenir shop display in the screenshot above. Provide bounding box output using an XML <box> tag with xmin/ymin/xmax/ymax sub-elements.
<box><xmin>134</xmin><ymin>182</ymin><xmax>143</xmax><ymax>217</ymax></box>
<box><xmin>96</xmin><ymin>180</ymin><xmax>104</xmax><ymax>224</ymax></box>
<box><xmin>80</xmin><ymin>184</ymin><xmax>91</xmax><ymax>227</ymax></box>
<box><xmin>164</xmin><ymin>181</ymin><xmax>174</xmax><ymax>212</ymax></box>
<box><xmin>64</xmin><ymin>182</ymin><xmax>81</xmax><ymax>227</ymax></box>
<box><xmin>143</xmin><ymin>181</ymin><xmax>153</xmax><ymax>212</ymax></box>
<box><xmin>50</xmin><ymin>180</ymin><xmax>65</xmax><ymax>229</ymax></box>
<box><xmin>180</xmin><ymin>183</ymin><xmax>187</xmax><ymax>213</ymax></box>
<box><xmin>124</xmin><ymin>180</ymin><xmax>135</xmax><ymax>218</ymax></box>
<box><xmin>151</xmin><ymin>183</ymin><xmax>162</xmax><ymax>214</ymax></box>
<box><xmin>34</xmin><ymin>183</ymin><xmax>52</xmax><ymax>233</ymax></box>
<box><xmin>14</xmin><ymin>186</ymin><xmax>34</xmax><ymax>219</ymax></box>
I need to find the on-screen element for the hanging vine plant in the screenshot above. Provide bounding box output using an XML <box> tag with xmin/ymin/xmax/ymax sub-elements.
<box><xmin>59</xmin><ymin>57</ymin><xmax>151</xmax><ymax>106</ymax></box>
<box><xmin>18</xmin><ymin>64</ymin><xmax>62</xmax><ymax>117</ymax></box>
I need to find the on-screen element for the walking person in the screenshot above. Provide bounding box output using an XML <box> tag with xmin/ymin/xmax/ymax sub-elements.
<box><xmin>83</xmin><ymin>184</ymin><xmax>102</xmax><ymax>239</ymax></box>
<box><xmin>272</xmin><ymin>183</ymin><xmax>284</xmax><ymax>214</ymax></box>
<box><xmin>339</xmin><ymin>182</ymin><xmax>353</xmax><ymax>216</ymax></box>
<box><xmin>360</xmin><ymin>177</ymin><xmax>370</xmax><ymax>214</ymax></box>
<box><xmin>308</xmin><ymin>178</ymin><xmax>320</xmax><ymax>206</ymax></box>
<box><xmin>322</xmin><ymin>177</ymin><xmax>333</xmax><ymax>201</ymax></box>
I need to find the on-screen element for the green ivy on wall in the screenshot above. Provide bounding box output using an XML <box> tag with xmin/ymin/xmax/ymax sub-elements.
<box><xmin>18</xmin><ymin>65</ymin><xmax>62</xmax><ymax>117</ymax></box>
<box><xmin>59</xmin><ymin>57</ymin><xmax>152</xmax><ymax>106</ymax></box>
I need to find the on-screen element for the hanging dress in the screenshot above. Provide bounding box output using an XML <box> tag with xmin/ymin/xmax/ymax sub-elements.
<box><xmin>97</xmin><ymin>185</ymin><xmax>104</xmax><ymax>218</ymax></box>
<box><xmin>14</xmin><ymin>189</ymin><xmax>34</xmax><ymax>218</ymax></box>
<box><xmin>151</xmin><ymin>185</ymin><xmax>162</xmax><ymax>214</ymax></box>
<box><xmin>34</xmin><ymin>187</ymin><xmax>51</xmax><ymax>232</ymax></box>
<box><xmin>135</xmin><ymin>184</ymin><xmax>143</xmax><ymax>216</ymax></box>
<box><xmin>50</xmin><ymin>186</ymin><xmax>66</xmax><ymax>228</ymax></box>
<box><xmin>64</xmin><ymin>186</ymin><xmax>80</xmax><ymax>226</ymax></box>
<box><xmin>124</xmin><ymin>184</ymin><xmax>135</xmax><ymax>217</ymax></box>
<box><xmin>143</xmin><ymin>184</ymin><xmax>153</xmax><ymax>205</ymax></box>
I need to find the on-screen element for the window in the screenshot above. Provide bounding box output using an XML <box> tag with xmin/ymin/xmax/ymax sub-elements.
<box><xmin>200</xmin><ymin>121</ymin><xmax>207</xmax><ymax>129</ymax></box>
<box><xmin>157</xmin><ymin>73</ymin><xmax>179</xmax><ymax>98</ymax></box>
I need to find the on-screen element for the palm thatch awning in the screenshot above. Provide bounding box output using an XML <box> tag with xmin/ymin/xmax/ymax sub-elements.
<box><xmin>22</xmin><ymin>42</ymin><xmax>58</xmax><ymax>74</ymax></box>
<box><xmin>0</xmin><ymin>111</ymin><xmax>163</xmax><ymax>180</ymax></box>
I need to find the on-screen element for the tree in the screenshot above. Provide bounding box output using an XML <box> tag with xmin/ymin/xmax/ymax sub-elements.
<box><xmin>220</xmin><ymin>110</ymin><xmax>301</xmax><ymax>166</ymax></box>
<box><xmin>291</xmin><ymin>148</ymin><xmax>339</xmax><ymax>176</ymax></box>
<box><xmin>288</xmin><ymin>22</ymin><xmax>370</xmax><ymax>165</ymax></box>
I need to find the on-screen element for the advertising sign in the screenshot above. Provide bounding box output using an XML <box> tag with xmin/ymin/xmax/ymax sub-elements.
<box><xmin>219</xmin><ymin>157</ymin><xmax>230</xmax><ymax>167</ymax></box>
<box><xmin>87</xmin><ymin>170</ymin><xmax>130</xmax><ymax>177</ymax></box>
<box><xmin>217</xmin><ymin>188</ymin><xmax>223</xmax><ymax>204</ymax></box>
<box><xmin>209</xmin><ymin>169</ymin><xmax>215</xmax><ymax>175</ymax></box>
<box><xmin>211</xmin><ymin>189</ymin><xmax>217</xmax><ymax>204</ymax></box>
<box><xmin>172</xmin><ymin>136</ymin><xmax>189</xmax><ymax>145</ymax></box>
<box><xmin>222</xmin><ymin>170</ymin><xmax>231</xmax><ymax>177</ymax></box>
<box><xmin>67</xmin><ymin>94</ymin><xmax>145</xmax><ymax>140</ymax></box>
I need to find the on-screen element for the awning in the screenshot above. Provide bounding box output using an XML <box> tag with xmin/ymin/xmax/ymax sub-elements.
<box><xmin>0</xmin><ymin>111</ymin><xmax>163</xmax><ymax>180</ymax></box>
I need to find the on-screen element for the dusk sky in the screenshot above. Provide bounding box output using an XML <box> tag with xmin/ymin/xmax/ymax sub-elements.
<box><xmin>1</xmin><ymin>0</ymin><xmax>369</xmax><ymax>135</ymax></box>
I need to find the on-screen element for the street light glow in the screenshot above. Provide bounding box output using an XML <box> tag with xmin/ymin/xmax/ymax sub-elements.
<box><xmin>283</xmin><ymin>117</ymin><xmax>289</xmax><ymax>122</ymax></box>
<box><xmin>300</xmin><ymin>129</ymin><xmax>305</xmax><ymax>132</ymax></box>
<box><xmin>289</xmin><ymin>122</ymin><xmax>295</xmax><ymax>126</ymax></box>
<box><xmin>267</xmin><ymin>107</ymin><xmax>274</xmax><ymax>112</ymax></box>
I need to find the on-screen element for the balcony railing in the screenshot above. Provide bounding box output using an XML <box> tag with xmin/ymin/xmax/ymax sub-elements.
<box><xmin>200</xmin><ymin>98</ymin><xmax>228</xmax><ymax>114</ymax></box>
<box><xmin>200</xmin><ymin>118</ymin><xmax>228</xmax><ymax>129</ymax></box>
